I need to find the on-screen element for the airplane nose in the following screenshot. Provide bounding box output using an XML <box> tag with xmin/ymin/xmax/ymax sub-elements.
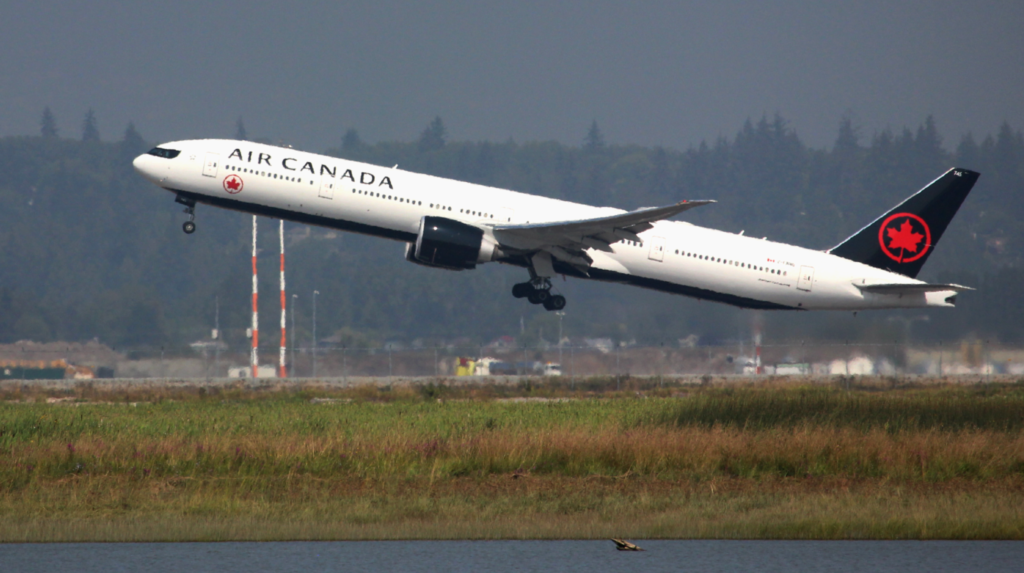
<box><xmin>133</xmin><ymin>153</ymin><xmax>159</xmax><ymax>182</ymax></box>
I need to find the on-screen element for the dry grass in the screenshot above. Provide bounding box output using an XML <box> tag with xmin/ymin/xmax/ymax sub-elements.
<box><xmin>2</xmin><ymin>477</ymin><xmax>1022</xmax><ymax>541</ymax></box>
<box><xmin>2</xmin><ymin>381</ymin><xmax>1024</xmax><ymax>540</ymax></box>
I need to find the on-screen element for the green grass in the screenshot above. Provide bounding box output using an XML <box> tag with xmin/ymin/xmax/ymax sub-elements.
<box><xmin>2</xmin><ymin>379</ymin><xmax>1023</xmax><ymax>540</ymax></box>
<box><xmin>636</xmin><ymin>385</ymin><xmax>1024</xmax><ymax>431</ymax></box>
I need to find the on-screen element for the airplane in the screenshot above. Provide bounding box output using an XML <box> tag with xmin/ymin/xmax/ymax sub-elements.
<box><xmin>133</xmin><ymin>139</ymin><xmax>980</xmax><ymax>312</ymax></box>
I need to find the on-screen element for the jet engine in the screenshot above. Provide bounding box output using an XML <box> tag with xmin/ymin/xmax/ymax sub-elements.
<box><xmin>405</xmin><ymin>216</ymin><xmax>500</xmax><ymax>270</ymax></box>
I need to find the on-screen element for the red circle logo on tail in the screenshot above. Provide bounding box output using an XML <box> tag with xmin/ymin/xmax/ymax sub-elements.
<box><xmin>223</xmin><ymin>174</ymin><xmax>244</xmax><ymax>194</ymax></box>
<box><xmin>878</xmin><ymin>212</ymin><xmax>931</xmax><ymax>263</ymax></box>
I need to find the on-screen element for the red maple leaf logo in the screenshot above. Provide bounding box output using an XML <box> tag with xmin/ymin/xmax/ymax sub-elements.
<box><xmin>223</xmin><ymin>175</ymin><xmax>243</xmax><ymax>194</ymax></box>
<box><xmin>878</xmin><ymin>212</ymin><xmax>931</xmax><ymax>263</ymax></box>
<box><xmin>886</xmin><ymin>220</ymin><xmax>923</xmax><ymax>254</ymax></box>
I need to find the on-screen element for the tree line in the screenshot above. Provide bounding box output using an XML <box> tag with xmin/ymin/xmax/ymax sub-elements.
<box><xmin>0</xmin><ymin>111</ymin><xmax>1021</xmax><ymax>353</ymax></box>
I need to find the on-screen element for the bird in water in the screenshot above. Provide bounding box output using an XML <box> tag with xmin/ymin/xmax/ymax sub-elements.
<box><xmin>610</xmin><ymin>539</ymin><xmax>644</xmax><ymax>551</ymax></box>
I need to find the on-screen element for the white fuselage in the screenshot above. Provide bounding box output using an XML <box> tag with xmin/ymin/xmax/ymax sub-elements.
<box><xmin>133</xmin><ymin>139</ymin><xmax>958</xmax><ymax>311</ymax></box>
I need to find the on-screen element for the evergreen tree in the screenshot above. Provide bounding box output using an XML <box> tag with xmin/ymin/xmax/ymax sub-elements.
<box><xmin>418</xmin><ymin>116</ymin><xmax>446</xmax><ymax>151</ymax></box>
<box><xmin>650</xmin><ymin>146</ymin><xmax>673</xmax><ymax>198</ymax></box>
<box><xmin>122</xmin><ymin>121</ymin><xmax>145</xmax><ymax>149</ymax></box>
<box><xmin>40</xmin><ymin>107</ymin><xmax>58</xmax><ymax>138</ymax></box>
<box><xmin>82</xmin><ymin>109</ymin><xmax>100</xmax><ymax>142</ymax></box>
<box><xmin>235</xmin><ymin>117</ymin><xmax>248</xmax><ymax>140</ymax></box>
<box><xmin>120</xmin><ymin>121</ymin><xmax>146</xmax><ymax>158</ymax></box>
<box><xmin>955</xmin><ymin>133</ymin><xmax>980</xmax><ymax>169</ymax></box>
<box><xmin>993</xmin><ymin>121</ymin><xmax>1022</xmax><ymax>173</ymax></box>
<box><xmin>912</xmin><ymin>115</ymin><xmax>945</xmax><ymax>174</ymax></box>
<box><xmin>834</xmin><ymin>116</ymin><xmax>860</xmax><ymax>153</ymax></box>
<box><xmin>341</xmin><ymin>128</ymin><xmax>362</xmax><ymax>151</ymax></box>
<box><xmin>583</xmin><ymin>120</ymin><xmax>605</xmax><ymax>152</ymax></box>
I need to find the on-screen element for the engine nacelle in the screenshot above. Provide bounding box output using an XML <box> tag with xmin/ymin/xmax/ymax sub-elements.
<box><xmin>407</xmin><ymin>216</ymin><xmax>499</xmax><ymax>270</ymax></box>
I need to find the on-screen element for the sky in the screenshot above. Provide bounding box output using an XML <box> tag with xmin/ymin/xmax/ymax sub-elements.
<box><xmin>1</xmin><ymin>1</ymin><xmax>1022</xmax><ymax>151</ymax></box>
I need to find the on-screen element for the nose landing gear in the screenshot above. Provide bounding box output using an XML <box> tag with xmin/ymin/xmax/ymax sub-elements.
<box><xmin>511</xmin><ymin>278</ymin><xmax>567</xmax><ymax>311</ymax></box>
<box><xmin>175</xmin><ymin>195</ymin><xmax>197</xmax><ymax>234</ymax></box>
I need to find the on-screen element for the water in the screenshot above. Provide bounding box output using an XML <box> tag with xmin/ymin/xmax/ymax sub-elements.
<box><xmin>1</xmin><ymin>540</ymin><xmax>1021</xmax><ymax>572</ymax></box>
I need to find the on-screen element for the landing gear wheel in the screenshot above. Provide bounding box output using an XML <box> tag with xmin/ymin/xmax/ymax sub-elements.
<box><xmin>543</xmin><ymin>294</ymin><xmax>566</xmax><ymax>311</ymax></box>
<box><xmin>175</xmin><ymin>194</ymin><xmax>197</xmax><ymax>235</ymax></box>
<box><xmin>528</xmin><ymin>288</ymin><xmax>550</xmax><ymax>305</ymax></box>
<box><xmin>512</xmin><ymin>282</ymin><xmax>533</xmax><ymax>299</ymax></box>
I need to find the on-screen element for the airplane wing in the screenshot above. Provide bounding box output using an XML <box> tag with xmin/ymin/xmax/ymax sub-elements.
<box><xmin>854</xmin><ymin>283</ymin><xmax>974</xmax><ymax>294</ymax></box>
<box><xmin>491</xmin><ymin>200</ymin><xmax>714</xmax><ymax>268</ymax></box>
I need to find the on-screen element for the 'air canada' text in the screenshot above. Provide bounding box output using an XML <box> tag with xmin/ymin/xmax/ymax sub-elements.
<box><xmin>228</xmin><ymin>148</ymin><xmax>394</xmax><ymax>189</ymax></box>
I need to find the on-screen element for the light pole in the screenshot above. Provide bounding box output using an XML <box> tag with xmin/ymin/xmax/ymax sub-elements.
<box><xmin>214</xmin><ymin>295</ymin><xmax>220</xmax><ymax>376</ymax></box>
<box><xmin>290</xmin><ymin>294</ymin><xmax>297</xmax><ymax>377</ymax></box>
<box><xmin>312</xmin><ymin>290</ymin><xmax>319</xmax><ymax>378</ymax></box>
<box><xmin>556</xmin><ymin>311</ymin><xmax>565</xmax><ymax>367</ymax></box>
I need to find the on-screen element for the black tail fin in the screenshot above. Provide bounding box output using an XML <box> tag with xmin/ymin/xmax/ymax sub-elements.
<box><xmin>828</xmin><ymin>168</ymin><xmax>980</xmax><ymax>278</ymax></box>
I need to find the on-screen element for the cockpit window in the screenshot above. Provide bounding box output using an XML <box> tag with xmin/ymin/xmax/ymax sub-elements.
<box><xmin>147</xmin><ymin>147</ymin><xmax>181</xmax><ymax>159</ymax></box>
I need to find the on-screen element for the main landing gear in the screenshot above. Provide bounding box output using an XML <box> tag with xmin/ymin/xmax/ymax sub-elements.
<box><xmin>175</xmin><ymin>195</ymin><xmax>197</xmax><ymax>234</ymax></box>
<box><xmin>512</xmin><ymin>278</ymin><xmax>567</xmax><ymax>311</ymax></box>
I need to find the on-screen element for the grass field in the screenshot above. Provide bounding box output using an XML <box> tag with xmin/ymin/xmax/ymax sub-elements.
<box><xmin>2</xmin><ymin>378</ymin><xmax>1023</xmax><ymax>541</ymax></box>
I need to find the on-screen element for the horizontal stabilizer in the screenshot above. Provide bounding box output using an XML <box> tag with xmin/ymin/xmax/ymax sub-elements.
<box><xmin>854</xmin><ymin>282</ymin><xmax>974</xmax><ymax>295</ymax></box>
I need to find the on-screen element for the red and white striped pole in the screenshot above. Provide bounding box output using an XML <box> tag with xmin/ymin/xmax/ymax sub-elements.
<box><xmin>279</xmin><ymin>220</ymin><xmax>287</xmax><ymax>378</ymax></box>
<box><xmin>251</xmin><ymin>215</ymin><xmax>259</xmax><ymax>378</ymax></box>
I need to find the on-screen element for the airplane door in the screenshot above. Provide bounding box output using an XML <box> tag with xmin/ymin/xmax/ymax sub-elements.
<box><xmin>318</xmin><ymin>176</ymin><xmax>335</xmax><ymax>199</ymax></box>
<box><xmin>797</xmin><ymin>265</ymin><xmax>814</xmax><ymax>292</ymax></box>
<box><xmin>648</xmin><ymin>236</ymin><xmax>666</xmax><ymax>262</ymax></box>
<box><xmin>202</xmin><ymin>153</ymin><xmax>219</xmax><ymax>177</ymax></box>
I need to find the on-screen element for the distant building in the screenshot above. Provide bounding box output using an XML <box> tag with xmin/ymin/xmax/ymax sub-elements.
<box><xmin>828</xmin><ymin>356</ymin><xmax>875</xmax><ymax>375</ymax></box>
<box><xmin>227</xmin><ymin>365</ymin><xmax>277</xmax><ymax>378</ymax></box>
